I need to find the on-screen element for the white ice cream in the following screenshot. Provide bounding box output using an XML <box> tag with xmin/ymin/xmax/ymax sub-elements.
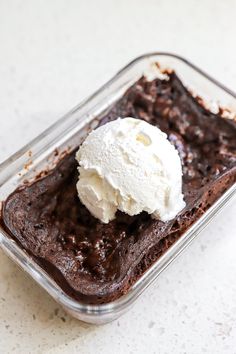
<box><xmin>76</xmin><ymin>117</ymin><xmax>185</xmax><ymax>223</ymax></box>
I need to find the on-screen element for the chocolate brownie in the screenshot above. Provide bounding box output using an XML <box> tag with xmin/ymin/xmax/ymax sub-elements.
<box><xmin>2</xmin><ymin>72</ymin><xmax>236</xmax><ymax>304</ymax></box>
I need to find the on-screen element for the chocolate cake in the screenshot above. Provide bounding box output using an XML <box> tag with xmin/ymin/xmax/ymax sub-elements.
<box><xmin>1</xmin><ymin>72</ymin><xmax>236</xmax><ymax>304</ymax></box>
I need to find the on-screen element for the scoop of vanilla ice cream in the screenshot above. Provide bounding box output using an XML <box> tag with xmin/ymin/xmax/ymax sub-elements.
<box><xmin>76</xmin><ymin>117</ymin><xmax>185</xmax><ymax>223</ymax></box>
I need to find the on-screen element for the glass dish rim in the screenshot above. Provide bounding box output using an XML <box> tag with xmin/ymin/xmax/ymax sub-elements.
<box><xmin>0</xmin><ymin>52</ymin><xmax>236</xmax><ymax>317</ymax></box>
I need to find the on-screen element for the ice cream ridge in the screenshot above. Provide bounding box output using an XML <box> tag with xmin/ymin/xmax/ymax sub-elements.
<box><xmin>76</xmin><ymin>117</ymin><xmax>186</xmax><ymax>223</ymax></box>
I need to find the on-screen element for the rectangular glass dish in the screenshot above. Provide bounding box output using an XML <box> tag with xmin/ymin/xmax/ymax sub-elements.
<box><xmin>0</xmin><ymin>53</ymin><xmax>236</xmax><ymax>324</ymax></box>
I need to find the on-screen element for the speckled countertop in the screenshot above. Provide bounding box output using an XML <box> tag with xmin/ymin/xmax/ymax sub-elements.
<box><xmin>0</xmin><ymin>1</ymin><xmax>236</xmax><ymax>353</ymax></box>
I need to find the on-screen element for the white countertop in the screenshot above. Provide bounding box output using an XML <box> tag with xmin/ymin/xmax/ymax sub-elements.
<box><xmin>0</xmin><ymin>1</ymin><xmax>236</xmax><ymax>353</ymax></box>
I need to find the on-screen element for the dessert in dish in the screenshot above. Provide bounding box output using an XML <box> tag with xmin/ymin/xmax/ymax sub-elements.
<box><xmin>1</xmin><ymin>71</ymin><xmax>236</xmax><ymax>304</ymax></box>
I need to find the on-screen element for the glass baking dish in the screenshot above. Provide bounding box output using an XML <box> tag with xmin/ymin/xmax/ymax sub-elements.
<box><xmin>0</xmin><ymin>53</ymin><xmax>236</xmax><ymax>325</ymax></box>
